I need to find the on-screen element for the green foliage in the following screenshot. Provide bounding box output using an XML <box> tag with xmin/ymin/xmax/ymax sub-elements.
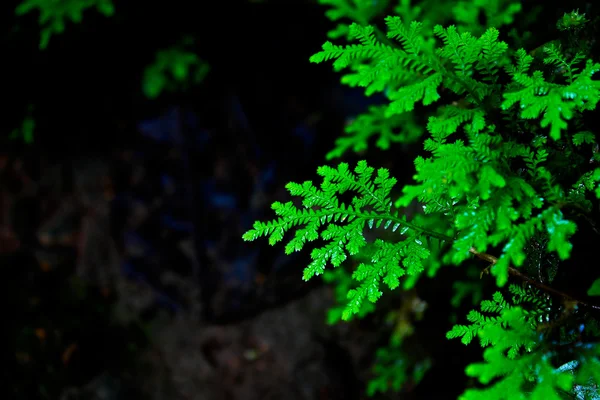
<box><xmin>589</xmin><ymin>279</ymin><xmax>600</xmax><ymax>296</ymax></box>
<box><xmin>556</xmin><ymin>9</ymin><xmax>589</xmax><ymax>32</ymax></box>
<box><xmin>502</xmin><ymin>47</ymin><xmax>599</xmax><ymax>140</ymax></box>
<box><xmin>447</xmin><ymin>285</ymin><xmax>549</xmax><ymax>348</ymax></box>
<box><xmin>245</xmin><ymin>2</ymin><xmax>600</xmax><ymax>399</ymax></box>
<box><xmin>460</xmin><ymin>307</ymin><xmax>574</xmax><ymax>400</ymax></box>
<box><xmin>325</xmin><ymin>105</ymin><xmax>423</xmax><ymax>160</ymax></box>
<box><xmin>367</xmin><ymin>335</ymin><xmax>431</xmax><ymax>396</ymax></box>
<box><xmin>142</xmin><ymin>37</ymin><xmax>210</xmax><ymax>99</ymax></box>
<box><xmin>448</xmin><ymin>286</ymin><xmax>600</xmax><ymax>399</ymax></box>
<box><xmin>322</xmin><ymin>266</ymin><xmax>376</xmax><ymax>324</ymax></box>
<box><xmin>243</xmin><ymin>160</ymin><xmax>440</xmax><ymax>319</ymax></box>
<box><xmin>16</xmin><ymin>0</ymin><xmax>114</xmax><ymax>48</ymax></box>
<box><xmin>10</xmin><ymin>112</ymin><xmax>35</xmax><ymax>145</ymax></box>
<box><xmin>316</xmin><ymin>0</ymin><xmax>523</xmax><ymax>158</ymax></box>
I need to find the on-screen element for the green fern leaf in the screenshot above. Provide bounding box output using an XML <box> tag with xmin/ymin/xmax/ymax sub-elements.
<box><xmin>243</xmin><ymin>160</ymin><xmax>440</xmax><ymax>320</ymax></box>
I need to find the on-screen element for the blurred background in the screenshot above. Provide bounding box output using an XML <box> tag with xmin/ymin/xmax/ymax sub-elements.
<box><xmin>0</xmin><ymin>0</ymin><xmax>516</xmax><ymax>399</ymax></box>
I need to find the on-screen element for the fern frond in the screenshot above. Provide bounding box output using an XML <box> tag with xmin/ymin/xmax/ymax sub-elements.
<box><xmin>461</xmin><ymin>308</ymin><xmax>573</xmax><ymax>400</ymax></box>
<box><xmin>386</xmin><ymin>17</ymin><xmax>424</xmax><ymax>56</ymax></box>
<box><xmin>326</xmin><ymin>105</ymin><xmax>424</xmax><ymax>160</ymax></box>
<box><xmin>447</xmin><ymin>286</ymin><xmax>541</xmax><ymax>349</ymax></box>
<box><xmin>502</xmin><ymin>53</ymin><xmax>600</xmax><ymax>140</ymax></box>
<box><xmin>243</xmin><ymin>161</ymin><xmax>442</xmax><ymax>320</ymax></box>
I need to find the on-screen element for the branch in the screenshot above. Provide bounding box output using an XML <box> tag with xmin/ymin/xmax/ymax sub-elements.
<box><xmin>469</xmin><ymin>247</ymin><xmax>600</xmax><ymax>311</ymax></box>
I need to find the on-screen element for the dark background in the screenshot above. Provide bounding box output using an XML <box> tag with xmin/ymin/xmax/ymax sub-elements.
<box><xmin>1</xmin><ymin>2</ymin><xmax>400</xmax><ymax>399</ymax></box>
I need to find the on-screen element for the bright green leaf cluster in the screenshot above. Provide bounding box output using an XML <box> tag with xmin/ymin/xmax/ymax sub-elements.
<box><xmin>460</xmin><ymin>307</ymin><xmax>574</xmax><ymax>400</ymax></box>
<box><xmin>448</xmin><ymin>286</ymin><xmax>600</xmax><ymax>399</ymax></box>
<box><xmin>502</xmin><ymin>48</ymin><xmax>600</xmax><ymax>140</ymax></box>
<box><xmin>243</xmin><ymin>160</ymin><xmax>442</xmax><ymax>320</ymax></box>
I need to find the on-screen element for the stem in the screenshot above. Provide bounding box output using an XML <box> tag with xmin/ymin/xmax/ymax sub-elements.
<box><xmin>469</xmin><ymin>247</ymin><xmax>600</xmax><ymax>311</ymax></box>
<box><xmin>324</xmin><ymin>193</ymin><xmax>598</xmax><ymax>311</ymax></box>
<box><xmin>380</xmin><ymin>212</ymin><xmax>453</xmax><ymax>242</ymax></box>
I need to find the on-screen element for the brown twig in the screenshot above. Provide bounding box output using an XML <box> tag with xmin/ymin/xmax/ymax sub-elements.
<box><xmin>468</xmin><ymin>247</ymin><xmax>600</xmax><ymax>311</ymax></box>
